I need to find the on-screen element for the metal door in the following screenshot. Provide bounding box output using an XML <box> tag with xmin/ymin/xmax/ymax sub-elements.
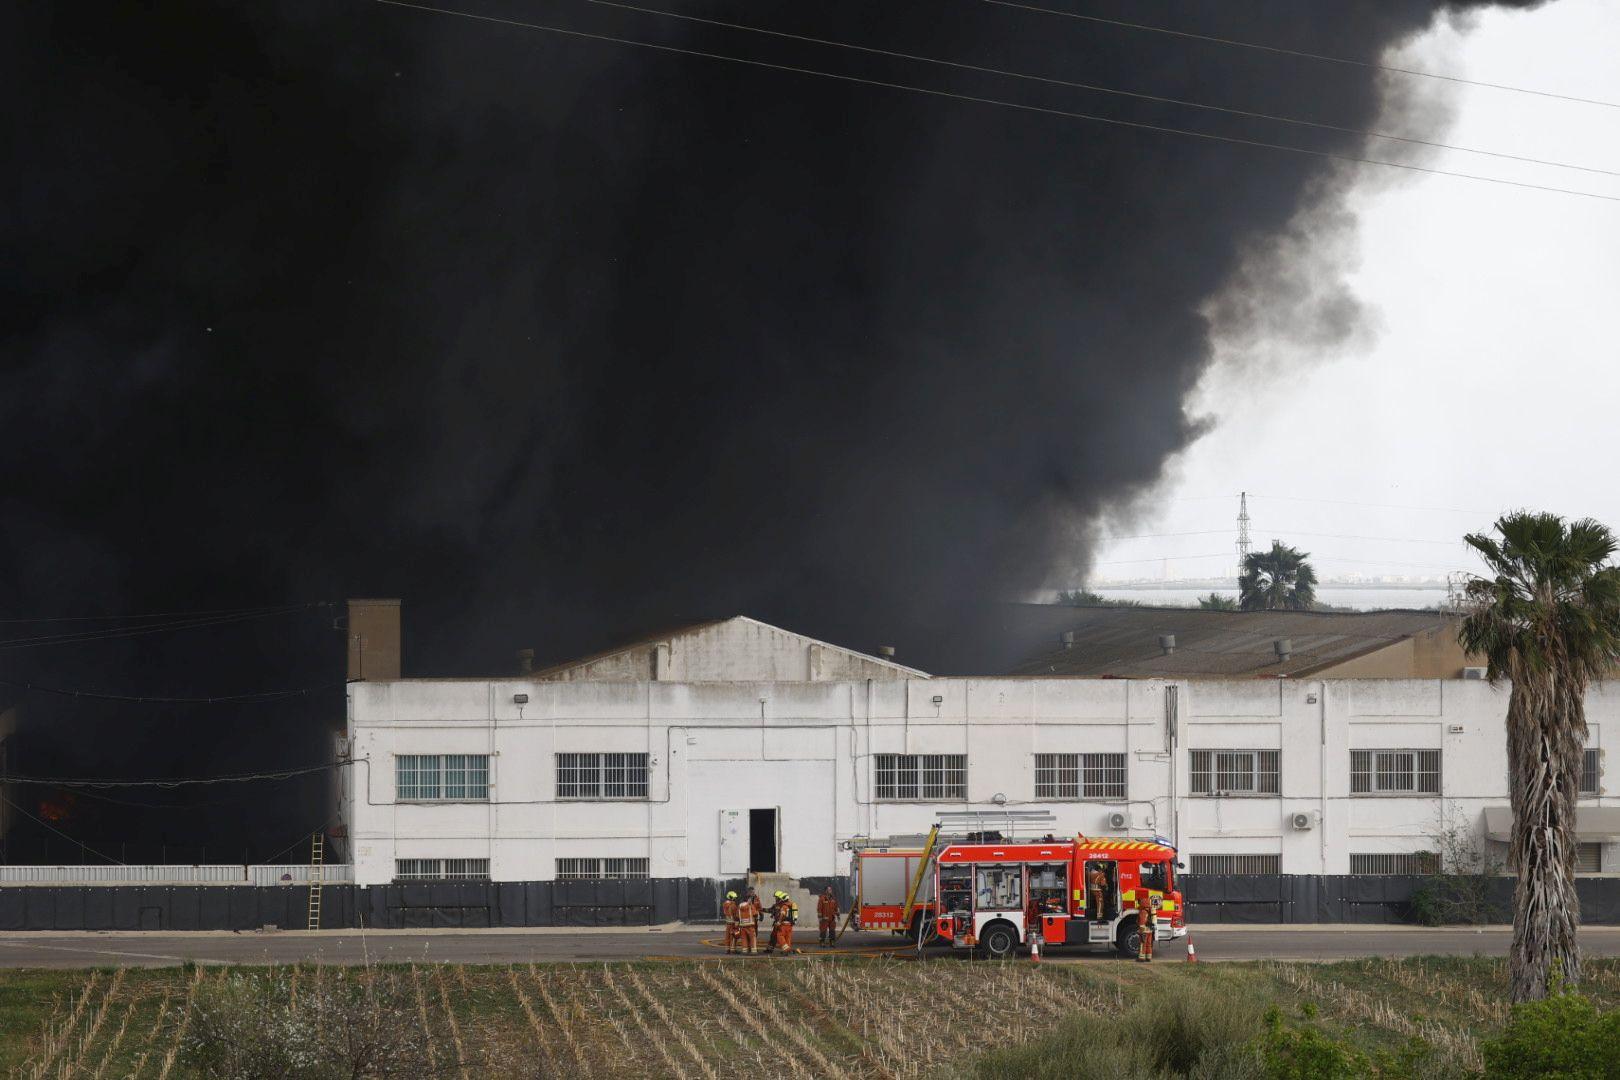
<box><xmin>719</xmin><ymin>809</ymin><xmax>750</xmax><ymax>875</ymax></box>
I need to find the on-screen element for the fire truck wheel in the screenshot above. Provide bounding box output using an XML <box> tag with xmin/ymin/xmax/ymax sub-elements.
<box><xmin>1115</xmin><ymin>923</ymin><xmax>1141</xmax><ymax>958</ymax></box>
<box><xmin>978</xmin><ymin>921</ymin><xmax>1019</xmax><ymax>960</ymax></box>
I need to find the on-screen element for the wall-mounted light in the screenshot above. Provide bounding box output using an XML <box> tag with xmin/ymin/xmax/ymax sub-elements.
<box><xmin>931</xmin><ymin>695</ymin><xmax>944</xmax><ymax>705</ymax></box>
<box><xmin>513</xmin><ymin>693</ymin><xmax>529</xmax><ymax>705</ymax></box>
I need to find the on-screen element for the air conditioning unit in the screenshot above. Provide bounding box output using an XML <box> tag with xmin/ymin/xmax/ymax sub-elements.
<box><xmin>1463</xmin><ymin>666</ymin><xmax>1487</xmax><ymax>680</ymax></box>
<box><xmin>1290</xmin><ymin>812</ymin><xmax>1315</xmax><ymax>831</ymax></box>
<box><xmin>1106</xmin><ymin>811</ymin><xmax>1129</xmax><ymax>830</ymax></box>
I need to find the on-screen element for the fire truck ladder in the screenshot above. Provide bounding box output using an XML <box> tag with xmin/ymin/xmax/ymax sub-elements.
<box><xmin>901</xmin><ymin>824</ymin><xmax>941</xmax><ymax>949</ymax></box>
<box><xmin>307</xmin><ymin>832</ymin><xmax>325</xmax><ymax>931</ymax></box>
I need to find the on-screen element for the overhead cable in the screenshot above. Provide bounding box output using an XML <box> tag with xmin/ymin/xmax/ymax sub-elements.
<box><xmin>0</xmin><ymin>602</ymin><xmax>332</xmax><ymax>625</ymax></box>
<box><xmin>0</xmin><ymin>603</ymin><xmax>329</xmax><ymax>651</ymax></box>
<box><xmin>581</xmin><ymin>0</ymin><xmax>1620</xmax><ymax>177</ymax></box>
<box><xmin>979</xmin><ymin>0</ymin><xmax>1620</xmax><ymax>111</ymax></box>
<box><xmin>370</xmin><ymin>1</ymin><xmax>1620</xmax><ymax>203</ymax></box>
<box><xmin>0</xmin><ymin>761</ymin><xmax>348</xmax><ymax>790</ymax></box>
<box><xmin>0</xmin><ymin>794</ymin><xmax>126</xmax><ymax>865</ymax></box>
<box><xmin>0</xmin><ymin>677</ymin><xmax>351</xmax><ymax>705</ymax></box>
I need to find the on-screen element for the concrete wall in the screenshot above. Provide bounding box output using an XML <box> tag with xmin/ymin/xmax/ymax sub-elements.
<box><xmin>342</xmin><ymin>676</ymin><xmax>1619</xmax><ymax>887</ymax></box>
<box><xmin>537</xmin><ymin>617</ymin><xmax>920</xmax><ymax>683</ymax></box>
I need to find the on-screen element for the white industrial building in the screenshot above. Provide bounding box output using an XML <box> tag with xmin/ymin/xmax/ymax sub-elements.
<box><xmin>336</xmin><ymin>611</ymin><xmax>1620</xmax><ymax>887</ymax></box>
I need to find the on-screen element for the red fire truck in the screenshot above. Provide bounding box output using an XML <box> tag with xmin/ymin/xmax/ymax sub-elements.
<box><xmin>932</xmin><ymin>837</ymin><xmax>1185</xmax><ymax>959</ymax></box>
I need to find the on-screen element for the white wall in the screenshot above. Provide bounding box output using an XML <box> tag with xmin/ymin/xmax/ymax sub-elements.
<box><xmin>341</xmin><ymin>676</ymin><xmax>1619</xmax><ymax>886</ymax></box>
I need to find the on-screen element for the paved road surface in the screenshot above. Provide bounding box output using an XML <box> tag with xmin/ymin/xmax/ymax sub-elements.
<box><xmin>1</xmin><ymin>925</ymin><xmax>1618</xmax><ymax>968</ymax></box>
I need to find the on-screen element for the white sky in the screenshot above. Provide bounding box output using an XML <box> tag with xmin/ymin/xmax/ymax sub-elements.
<box><xmin>1092</xmin><ymin>0</ymin><xmax>1620</xmax><ymax>585</ymax></box>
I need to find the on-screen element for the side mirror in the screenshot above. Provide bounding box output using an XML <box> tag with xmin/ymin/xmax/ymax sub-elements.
<box><xmin>1176</xmin><ymin>861</ymin><xmax>1186</xmax><ymax>870</ymax></box>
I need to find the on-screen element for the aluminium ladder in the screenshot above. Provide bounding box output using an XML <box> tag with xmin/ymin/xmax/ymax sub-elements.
<box><xmin>307</xmin><ymin>833</ymin><xmax>324</xmax><ymax>931</ymax></box>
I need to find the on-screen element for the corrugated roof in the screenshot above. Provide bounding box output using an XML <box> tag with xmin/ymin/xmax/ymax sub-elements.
<box><xmin>1005</xmin><ymin>606</ymin><xmax>1460</xmax><ymax>678</ymax></box>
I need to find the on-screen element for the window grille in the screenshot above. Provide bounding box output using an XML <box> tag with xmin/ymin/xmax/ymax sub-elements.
<box><xmin>1582</xmin><ymin>749</ymin><xmax>1602</xmax><ymax>797</ymax></box>
<box><xmin>396</xmin><ymin>755</ymin><xmax>489</xmax><ymax>801</ymax></box>
<box><xmin>1350</xmin><ymin>852</ymin><xmax>1438</xmax><ymax>876</ymax></box>
<box><xmin>874</xmin><ymin>754</ymin><xmax>967</xmax><ymax>800</ymax></box>
<box><xmin>556</xmin><ymin>857</ymin><xmax>651</xmax><ymax>880</ymax></box>
<box><xmin>1350</xmin><ymin>750</ymin><xmax>1440</xmax><ymax>795</ymax></box>
<box><xmin>1188</xmin><ymin>854</ymin><xmax>1281</xmax><ymax>875</ymax></box>
<box><xmin>1035</xmin><ymin>753</ymin><xmax>1126</xmax><ymax>799</ymax></box>
<box><xmin>394</xmin><ymin>858</ymin><xmax>490</xmax><ymax>881</ymax></box>
<box><xmin>556</xmin><ymin>752</ymin><xmax>650</xmax><ymax>799</ymax></box>
<box><xmin>1577</xmin><ymin>842</ymin><xmax>1603</xmax><ymax>874</ymax></box>
<box><xmin>1189</xmin><ymin>750</ymin><xmax>1279</xmax><ymax>795</ymax></box>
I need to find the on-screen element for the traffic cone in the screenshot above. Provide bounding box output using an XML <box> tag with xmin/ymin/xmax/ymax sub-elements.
<box><xmin>1029</xmin><ymin>936</ymin><xmax>1041</xmax><ymax>964</ymax></box>
<box><xmin>1185</xmin><ymin>935</ymin><xmax>1198</xmax><ymax>963</ymax></box>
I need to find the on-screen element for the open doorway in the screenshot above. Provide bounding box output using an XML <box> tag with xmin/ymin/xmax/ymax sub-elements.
<box><xmin>749</xmin><ymin>808</ymin><xmax>778</xmax><ymax>872</ymax></box>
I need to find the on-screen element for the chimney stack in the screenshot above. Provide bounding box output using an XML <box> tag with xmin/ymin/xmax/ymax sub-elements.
<box><xmin>877</xmin><ymin>645</ymin><xmax>896</xmax><ymax>659</ymax></box>
<box><xmin>1158</xmin><ymin>634</ymin><xmax>1176</xmax><ymax>656</ymax></box>
<box><xmin>517</xmin><ymin>648</ymin><xmax>535</xmax><ymax>675</ymax></box>
<box><xmin>346</xmin><ymin>599</ymin><xmax>402</xmax><ymax>681</ymax></box>
<box><xmin>1061</xmin><ymin>631</ymin><xmax>1076</xmax><ymax>650</ymax></box>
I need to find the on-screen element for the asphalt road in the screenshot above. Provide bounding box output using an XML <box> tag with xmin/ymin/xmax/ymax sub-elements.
<box><xmin>0</xmin><ymin>925</ymin><xmax>1617</xmax><ymax>968</ymax></box>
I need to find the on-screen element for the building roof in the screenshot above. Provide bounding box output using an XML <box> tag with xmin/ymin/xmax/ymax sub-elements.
<box><xmin>531</xmin><ymin>615</ymin><xmax>929</xmax><ymax>681</ymax></box>
<box><xmin>1004</xmin><ymin>605</ymin><xmax>1460</xmax><ymax>679</ymax></box>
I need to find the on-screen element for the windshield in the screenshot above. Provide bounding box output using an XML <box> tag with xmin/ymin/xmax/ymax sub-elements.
<box><xmin>1139</xmin><ymin>861</ymin><xmax>1168</xmax><ymax>892</ymax></box>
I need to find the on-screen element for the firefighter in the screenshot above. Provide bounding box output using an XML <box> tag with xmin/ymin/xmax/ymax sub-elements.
<box><xmin>770</xmin><ymin>890</ymin><xmax>797</xmax><ymax>953</ymax></box>
<box><xmin>745</xmin><ymin>887</ymin><xmax>764</xmax><ymax>949</ymax></box>
<box><xmin>817</xmin><ymin>886</ymin><xmax>839</xmax><ymax>947</ymax></box>
<box><xmin>1136</xmin><ymin>894</ymin><xmax>1160</xmax><ymax>963</ymax></box>
<box><xmin>1087</xmin><ymin>863</ymin><xmax>1108</xmax><ymax>921</ymax></box>
<box><xmin>722</xmin><ymin>890</ymin><xmax>741</xmax><ymax>954</ymax></box>
<box><xmin>736</xmin><ymin>892</ymin><xmax>759</xmax><ymax>953</ymax></box>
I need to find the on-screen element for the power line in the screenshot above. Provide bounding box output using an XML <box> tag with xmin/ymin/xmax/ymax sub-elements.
<box><xmin>0</xmin><ymin>761</ymin><xmax>347</xmax><ymax>790</ymax></box>
<box><xmin>0</xmin><ymin>603</ymin><xmax>328</xmax><ymax>651</ymax></box>
<box><xmin>369</xmin><ymin>1</ymin><xmax>1620</xmax><ymax>204</ymax></box>
<box><xmin>0</xmin><ymin>602</ymin><xmax>329</xmax><ymax>625</ymax></box>
<box><xmin>0</xmin><ymin>677</ymin><xmax>351</xmax><ymax>705</ymax></box>
<box><xmin>0</xmin><ymin>793</ymin><xmax>126</xmax><ymax>865</ymax></box>
<box><xmin>1246</xmin><ymin>493</ymin><xmax>1494</xmax><ymax>515</ymax></box>
<box><xmin>978</xmin><ymin>0</ymin><xmax>1620</xmax><ymax>111</ymax></box>
<box><xmin>1103</xmin><ymin>528</ymin><xmax>1466</xmax><ymax>545</ymax></box>
<box><xmin>580</xmin><ymin>0</ymin><xmax>1620</xmax><ymax>178</ymax></box>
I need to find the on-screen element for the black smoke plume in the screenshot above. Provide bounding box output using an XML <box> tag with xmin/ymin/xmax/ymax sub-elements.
<box><xmin>1</xmin><ymin>0</ymin><xmax>1545</xmax><ymax>856</ymax></box>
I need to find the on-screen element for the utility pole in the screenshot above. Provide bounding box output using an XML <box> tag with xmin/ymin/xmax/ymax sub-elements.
<box><xmin>1236</xmin><ymin>491</ymin><xmax>1252</xmax><ymax>586</ymax></box>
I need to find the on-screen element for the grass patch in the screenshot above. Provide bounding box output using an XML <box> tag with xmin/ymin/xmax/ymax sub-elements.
<box><xmin>1</xmin><ymin>956</ymin><xmax>1617</xmax><ymax>1077</ymax></box>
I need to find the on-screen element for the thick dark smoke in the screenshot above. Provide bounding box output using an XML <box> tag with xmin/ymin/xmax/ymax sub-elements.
<box><xmin>1</xmin><ymin>0</ymin><xmax>1544</xmax><ymax>857</ymax></box>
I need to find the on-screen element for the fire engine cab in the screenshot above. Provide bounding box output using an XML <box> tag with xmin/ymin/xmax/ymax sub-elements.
<box><xmin>933</xmin><ymin>836</ymin><xmax>1185</xmax><ymax>959</ymax></box>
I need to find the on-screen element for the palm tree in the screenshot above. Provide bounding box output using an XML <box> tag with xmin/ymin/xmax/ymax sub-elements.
<box><xmin>1238</xmin><ymin>541</ymin><xmax>1317</xmax><ymax>611</ymax></box>
<box><xmin>1459</xmin><ymin>512</ymin><xmax>1620</xmax><ymax>1002</ymax></box>
<box><xmin>1198</xmin><ymin>593</ymin><xmax>1238</xmax><ymax>611</ymax></box>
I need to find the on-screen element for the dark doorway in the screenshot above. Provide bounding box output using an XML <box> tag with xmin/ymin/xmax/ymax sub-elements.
<box><xmin>749</xmin><ymin>808</ymin><xmax>777</xmax><ymax>872</ymax></box>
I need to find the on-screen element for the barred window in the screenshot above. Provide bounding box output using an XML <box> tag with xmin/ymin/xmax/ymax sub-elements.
<box><xmin>1035</xmin><ymin>753</ymin><xmax>1126</xmax><ymax>799</ymax></box>
<box><xmin>556</xmin><ymin>753</ymin><xmax>650</xmax><ymax>799</ymax></box>
<box><xmin>1189</xmin><ymin>750</ymin><xmax>1279</xmax><ymax>795</ymax></box>
<box><xmin>1188</xmin><ymin>854</ymin><xmax>1281</xmax><ymax>875</ymax></box>
<box><xmin>394</xmin><ymin>858</ymin><xmax>490</xmax><ymax>881</ymax></box>
<box><xmin>874</xmin><ymin>754</ymin><xmax>966</xmax><ymax>800</ymax></box>
<box><xmin>1582</xmin><ymin>749</ymin><xmax>1602</xmax><ymax>797</ymax></box>
<box><xmin>1577</xmin><ymin>842</ymin><xmax>1603</xmax><ymax>874</ymax></box>
<box><xmin>1350</xmin><ymin>852</ymin><xmax>1438</xmax><ymax>876</ymax></box>
<box><xmin>396</xmin><ymin>755</ymin><xmax>489</xmax><ymax>801</ymax></box>
<box><xmin>1350</xmin><ymin>750</ymin><xmax>1440</xmax><ymax>795</ymax></box>
<box><xmin>556</xmin><ymin>857</ymin><xmax>651</xmax><ymax>880</ymax></box>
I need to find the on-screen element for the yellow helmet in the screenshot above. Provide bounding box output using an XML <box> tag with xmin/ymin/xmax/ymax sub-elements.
<box><xmin>726</xmin><ymin>891</ymin><xmax>738</xmax><ymax>899</ymax></box>
<box><xmin>775</xmin><ymin>890</ymin><xmax>787</xmax><ymax>899</ymax></box>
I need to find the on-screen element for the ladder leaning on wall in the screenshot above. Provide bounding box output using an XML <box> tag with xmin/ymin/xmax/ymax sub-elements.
<box><xmin>307</xmin><ymin>832</ymin><xmax>324</xmax><ymax>931</ymax></box>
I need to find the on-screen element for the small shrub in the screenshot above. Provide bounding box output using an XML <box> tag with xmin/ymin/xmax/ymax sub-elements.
<box><xmin>1480</xmin><ymin>992</ymin><xmax>1620</xmax><ymax>1079</ymax></box>
<box><xmin>1262</xmin><ymin>1021</ymin><xmax>1370</xmax><ymax>1080</ymax></box>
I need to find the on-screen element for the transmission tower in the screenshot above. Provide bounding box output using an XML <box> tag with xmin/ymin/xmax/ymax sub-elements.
<box><xmin>1235</xmin><ymin>491</ymin><xmax>1252</xmax><ymax>583</ymax></box>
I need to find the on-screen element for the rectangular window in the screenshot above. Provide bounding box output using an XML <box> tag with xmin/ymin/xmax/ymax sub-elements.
<box><xmin>1577</xmin><ymin>842</ymin><xmax>1603</xmax><ymax>874</ymax></box>
<box><xmin>556</xmin><ymin>752</ymin><xmax>650</xmax><ymax>800</ymax></box>
<box><xmin>1035</xmin><ymin>753</ymin><xmax>1127</xmax><ymax>799</ymax></box>
<box><xmin>394</xmin><ymin>858</ymin><xmax>490</xmax><ymax>881</ymax></box>
<box><xmin>396</xmin><ymin>755</ymin><xmax>489</xmax><ymax>801</ymax></box>
<box><xmin>1350</xmin><ymin>750</ymin><xmax>1440</xmax><ymax>795</ymax></box>
<box><xmin>1350</xmin><ymin>852</ymin><xmax>1439</xmax><ymax>876</ymax></box>
<box><xmin>874</xmin><ymin>754</ymin><xmax>967</xmax><ymax>800</ymax></box>
<box><xmin>1582</xmin><ymin>749</ymin><xmax>1602</xmax><ymax>797</ymax></box>
<box><xmin>1189</xmin><ymin>750</ymin><xmax>1279</xmax><ymax>795</ymax></box>
<box><xmin>556</xmin><ymin>857</ymin><xmax>651</xmax><ymax>880</ymax></box>
<box><xmin>1188</xmin><ymin>854</ymin><xmax>1281</xmax><ymax>875</ymax></box>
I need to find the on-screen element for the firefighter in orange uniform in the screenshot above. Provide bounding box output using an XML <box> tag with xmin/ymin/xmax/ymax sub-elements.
<box><xmin>817</xmin><ymin>887</ymin><xmax>839</xmax><ymax>947</ymax></box>
<box><xmin>1087</xmin><ymin>864</ymin><xmax>1108</xmax><ymax>921</ymax></box>
<box><xmin>769</xmin><ymin>890</ymin><xmax>798</xmax><ymax>953</ymax></box>
<box><xmin>1136</xmin><ymin>895</ymin><xmax>1159</xmax><ymax>963</ymax></box>
<box><xmin>722</xmin><ymin>891</ymin><xmax>741</xmax><ymax>953</ymax></box>
<box><xmin>736</xmin><ymin>892</ymin><xmax>759</xmax><ymax>953</ymax></box>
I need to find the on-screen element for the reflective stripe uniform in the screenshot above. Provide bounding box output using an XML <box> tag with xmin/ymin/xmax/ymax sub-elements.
<box><xmin>736</xmin><ymin>898</ymin><xmax>758</xmax><ymax>952</ymax></box>
<box><xmin>817</xmin><ymin>892</ymin><xmax>839</xmax><ymax>946</ymax></box>
<box><xmin>722</xmin><ymin>898</ymin><xmax>740</xmax><ymax>953</ymax></box>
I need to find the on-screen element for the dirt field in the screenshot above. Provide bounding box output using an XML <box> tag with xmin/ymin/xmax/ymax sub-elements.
<box><xmin>11</xmin><ymin>955</ymin><xmax>1620</xmax><ymax>1078</ymax></box>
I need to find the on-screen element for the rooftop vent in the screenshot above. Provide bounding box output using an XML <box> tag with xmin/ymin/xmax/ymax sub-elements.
<box><xmin>1274</xmin><ymin>638</ymin><xmax>1293</xmax><ymax>662</ymax></box>
<box><xmin>1061</xmin><ymin>631</ymin><xmax>1076</xmax><ymax>650</ymax></box>
<box><xmin>517</xmin><ymin>648</ymin><xmax>535</xmax><ymax>674</ymax></box>
<box><xmin>877</xmin><ymin>645</ymin><xmax>896</xmax><ymax>659</ymax></box>
<box><xmin>1158</xmin><ymin>634</ymin><xmax>1176</xmax><ymax>656</ymax></box>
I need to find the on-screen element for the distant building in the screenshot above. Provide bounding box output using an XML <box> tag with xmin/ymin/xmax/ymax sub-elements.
<box><xmin>1005</xmin><ymin>606</ymin><xmax>1477</xmax><ymax>680</ymax></box>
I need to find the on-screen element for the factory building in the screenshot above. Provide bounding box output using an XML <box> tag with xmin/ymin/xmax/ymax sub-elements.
<box><xmin>336</xmin><ymin>604</ymin><xmax>1620</xmax><ymax>889</ymax></box>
